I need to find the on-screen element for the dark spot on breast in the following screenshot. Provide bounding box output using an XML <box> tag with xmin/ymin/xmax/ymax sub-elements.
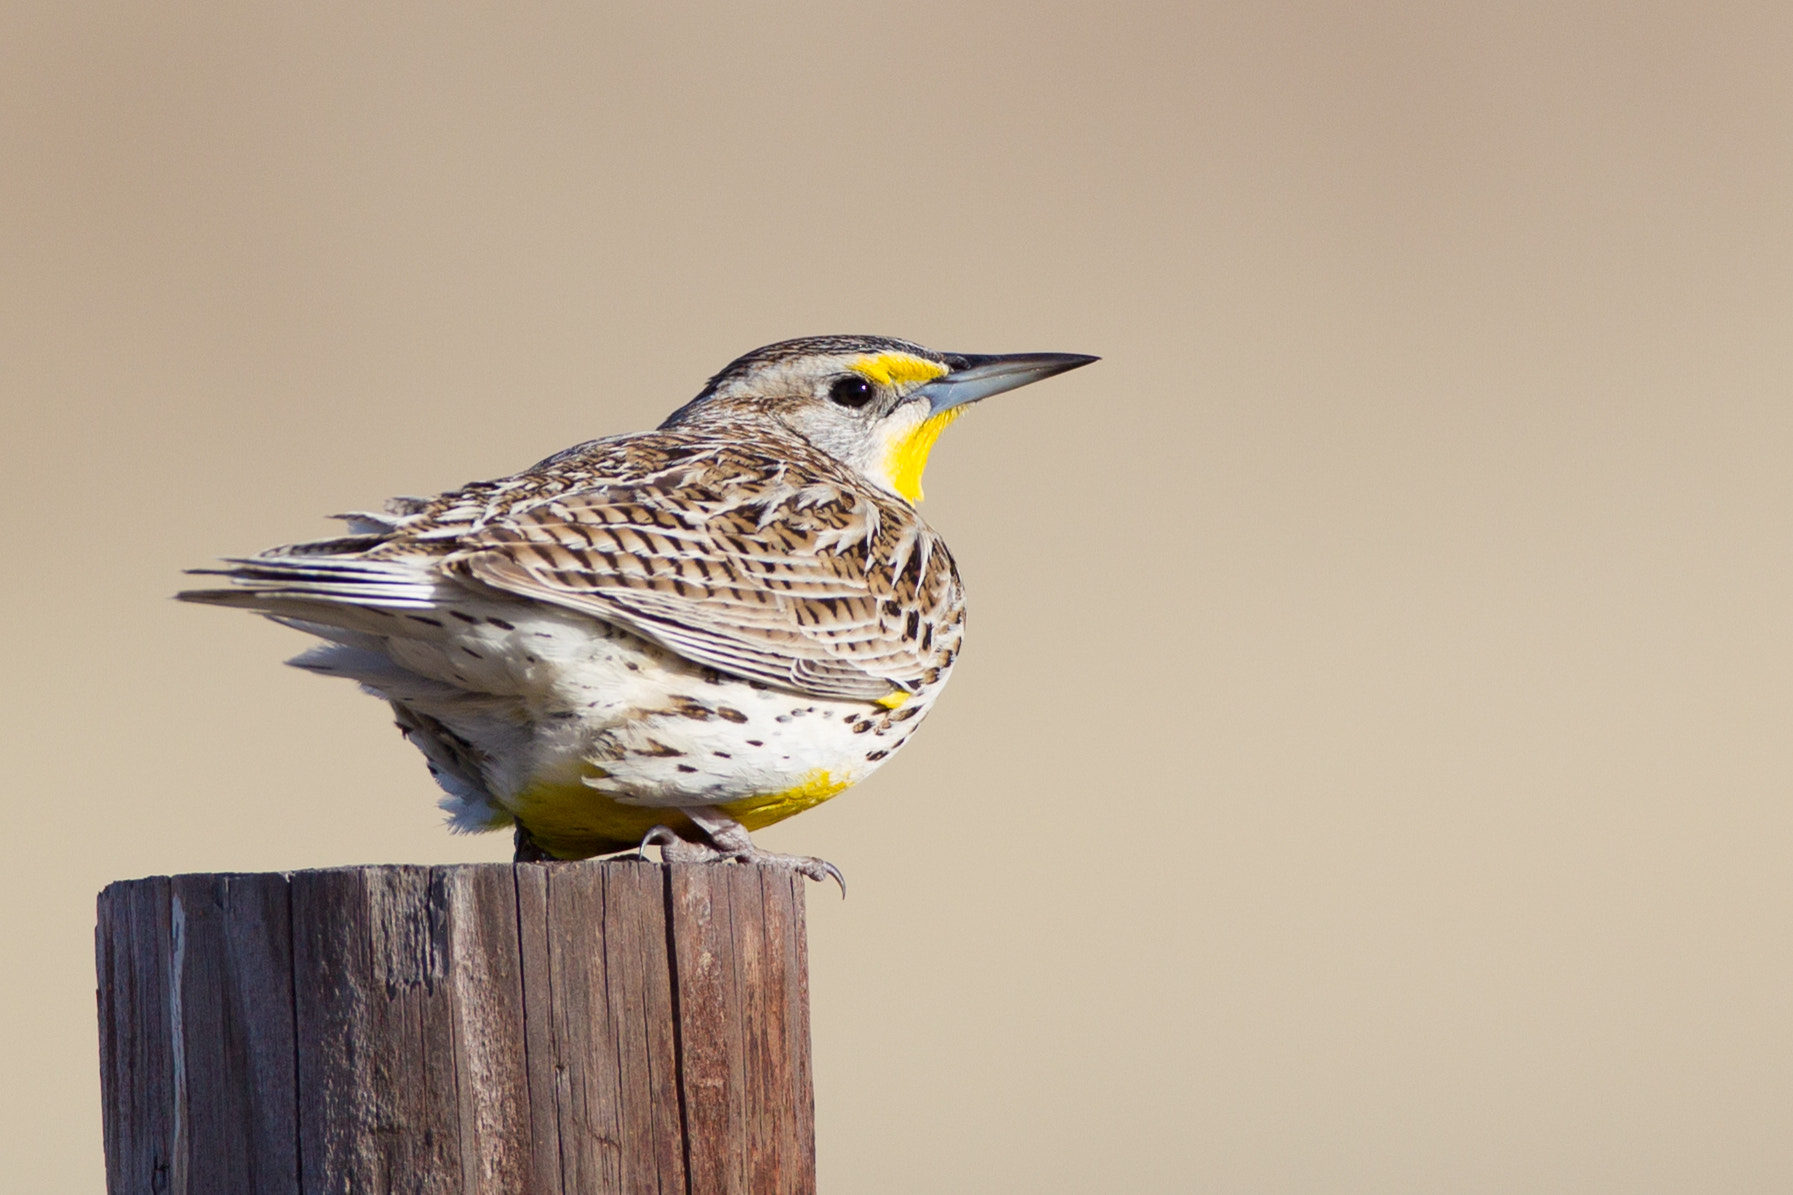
<box><xmin>899</xmin><ymin>547</ymin><xmax>925</xmax><ymax>595</ymax></box>
<box><xmin>636</xmin><ymin>739</ymin><xmax>685</xmax><ymax>757</ymax></box>
<box><xmin>406</xmin><ymin>614</ymin><xmax>444</xmax><ymax>627</ymax></box>
<box><xmin>866</xmin><ymin>749</ymin><xmax>889</xmax><ymax>762</ymax></box>
<box><xmin>716</xmin><ymin>706</ymin><xmax>748</xmax><ymax>723</ymax></box>
<box><xmin>450</xmin><ymin>610</ymin><xmax>479</xmax><ymax>624</ymax></box>
<box><xmin>745</xmin><ymin>739</ymin><xmax>764</xmax><ymax>747</ymax></box>
<box><xmin>487</xmin><ymin>616</ymin><xmax>516</xmax><ymax>630</ymax></box>
<box><xmin>850</xmin><ymin>721</ymin><xmax>872</xmax><ymax>735</ymax></box>
<box><xmin>676</xmin><ymin>764</ymin><xmax>698</xmax><ymax>773</ymax></box>
<box><xmin>893</xmin><ymin>706</ymin><xmax>920</xmax><ymax>723</ymax></box>
<box><xmin>712</xmin><ymin>751</ymin><xmax>732</xmax><ymax>759</ymax></box>
<box><xmin>460</xmin><ymin>646</ymin><xmax>484</xmax><ymax>659</ymax></box>
<box><xmin>626</xmin><ymin>662</ymin><xmax>640</xmax><ymax>671</ymax></box>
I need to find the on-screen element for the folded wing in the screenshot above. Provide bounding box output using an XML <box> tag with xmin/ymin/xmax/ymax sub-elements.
<box><xmin>448</xmin><ymin>468</ymin><xmax>961</xmax><ymax>700</ymax></box>
<box><xmin>181</xmin><ymin>432</ymin><xmax>965</xmax><ymax>703</ymax></box>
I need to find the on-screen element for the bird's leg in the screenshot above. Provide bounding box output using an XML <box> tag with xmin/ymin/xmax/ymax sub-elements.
<box><xmin>639</xmin><ymin>809</ymin><xmax>845</xmax><ymax>896</ymax></box>
<box><xmin>513</xmin><ymin>821</ymin><xmax>555</xmax><ymax>863</ymax></box>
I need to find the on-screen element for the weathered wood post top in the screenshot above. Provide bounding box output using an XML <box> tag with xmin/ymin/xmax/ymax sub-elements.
<box><xmin>96</xmin><ymin>859</ymin><xmax>814</xmax><ymax>1194</ymax></box>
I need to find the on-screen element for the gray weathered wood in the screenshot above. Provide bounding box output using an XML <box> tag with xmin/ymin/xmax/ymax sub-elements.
<box><xmin>169</xmin><ymin>872</ymin><xmax>299</xmax><ymax>1195</ymax></box>
<box><xmin>97</xmin><ymin>876</ymin><xmax>175</xmax><ymax>1195</ymax></box>
<box><xmin>96</xmin><ymin>861</ymin><xmax>814</xmax><ymax>1195</ymax></box>
<box><xmin>514</xmin><ymin>859</ymin><xmax>692</xmax><ymax>1192</ymax></box>
<box><xmin>669</xmin><ymin>865</ymin><xmax>814</xmax><ymax>1195</ymax></box>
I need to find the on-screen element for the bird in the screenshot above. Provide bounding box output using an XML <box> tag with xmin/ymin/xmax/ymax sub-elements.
<box><xmin>180</xmin><ymin>335</ymin><xmax>1096</xmax><ymax>888</ymax></box>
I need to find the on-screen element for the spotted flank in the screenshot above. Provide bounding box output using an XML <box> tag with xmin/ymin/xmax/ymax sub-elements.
<box><xmin>179</xmin><ymin>334</ymin><xmax>1096</xmax><ymax>875</ymax></box>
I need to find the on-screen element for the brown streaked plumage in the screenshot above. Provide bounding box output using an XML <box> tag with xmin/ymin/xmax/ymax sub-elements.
<box><xmin>181</xmin><ymin>335</ymin><xmax>1096</xmax><ymax>886</ymax></box>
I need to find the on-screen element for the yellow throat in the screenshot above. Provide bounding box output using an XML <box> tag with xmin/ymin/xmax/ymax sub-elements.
<box><xmin>884</xmin><ymin>408</ymin><xmax>964</xmax><ymax>503</ymax></box>
<box><xmin>848</xmin><ymin>351</ymin><xmax>961</xmax><ymax>504</ymax></box>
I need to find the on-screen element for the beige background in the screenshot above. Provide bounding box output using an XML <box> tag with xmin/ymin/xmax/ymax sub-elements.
<box><xmin>4</xmin><ymin>2</ymin><xmax>1791</xmax><ymax>1189</ymax></box>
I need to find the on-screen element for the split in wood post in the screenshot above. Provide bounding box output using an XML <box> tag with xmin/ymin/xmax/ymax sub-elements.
<box><xmin>95</xmin><ymin>860</ymin><xmax>815</xmax><ymax>1195</ymax></box>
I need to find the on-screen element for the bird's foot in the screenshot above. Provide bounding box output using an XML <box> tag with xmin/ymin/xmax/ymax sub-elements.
<box><xmin>700</xmin><ymin>819</ymin><xmax>847</xmax><ymax>895</ymax></box>
<box><xmin>722</xmin><ymin>846</ymin><xmax>846</xmax><ymax>895</ymax></box>
<box><xmin>637</xmin><ymin>821</ymin><xmax>846</xmax><ymax>896</ymax></box>
<box><xmin>638</xmin><ymin>824</ymin><xmax>727</xmax><ymax>864</ymax></box>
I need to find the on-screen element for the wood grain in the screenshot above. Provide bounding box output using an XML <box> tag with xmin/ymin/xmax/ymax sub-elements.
<box><xmin>97</xmin><ymin>876</ymin><xmax>175</xmax><ymax>1195</ymax></box>
<box><xmin>168</xmin><ymin>872</ymin><xmax>298</xmax><ymax>1195</ymax></box>
<box><xmin>96</xmin><ymin>861</ymin><xmax>813</xmax><ymax>1193</ymax></box>
<box><xmin>669</xmin><ymin>864</ymin><xmax>815</xmax><ymax>1195</ymax></box>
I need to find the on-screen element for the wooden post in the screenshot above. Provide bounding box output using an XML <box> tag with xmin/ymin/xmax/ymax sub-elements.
<box><xmin>95</xmin><ymin>861</ymin><xmax>815</xmax><ymax>1195</ymax></box>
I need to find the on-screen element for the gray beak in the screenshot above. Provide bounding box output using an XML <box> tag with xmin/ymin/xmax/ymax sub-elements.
<box><xmin>914</xmin><ymin>351</ymin><xmax>1099</xmax><ymax>417</ymax></box>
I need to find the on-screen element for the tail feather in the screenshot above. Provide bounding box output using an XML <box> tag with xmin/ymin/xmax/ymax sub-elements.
<box><xmin>177</xmin><ymin>555</ymin><xmax>450</xmax><ymax>634</ymax></box>
<box><xmin>182</xmin><ymin>550</ymin><xmax>519</xmax><ymax>837</ymax></box>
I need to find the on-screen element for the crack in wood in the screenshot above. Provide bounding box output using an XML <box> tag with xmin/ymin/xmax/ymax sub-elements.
<box><xmin>97</xmin><ymin>862</ymin><xmax>813</xmax><ymax>1194</ymax></box>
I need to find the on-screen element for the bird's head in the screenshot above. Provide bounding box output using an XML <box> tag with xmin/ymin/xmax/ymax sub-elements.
<box><xmin>661</xmin><ymin>335</ymin><xmax>1097</xmax><ymax>502</ymax></box>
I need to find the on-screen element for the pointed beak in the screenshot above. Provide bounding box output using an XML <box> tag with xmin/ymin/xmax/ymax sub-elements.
<box><xmin>913</xmin><ymin>351</ymin><xmax>1099</xmax><ymax>417</ymax></box>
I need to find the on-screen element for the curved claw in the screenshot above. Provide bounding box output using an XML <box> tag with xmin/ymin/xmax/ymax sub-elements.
<box><xmin>644</xmin><ymin>810</ymin><xmax>845</xmax><ymax>895</ymax></box>
<box><xmin>637</xmin><ymin>824</ymin><xmax>678</xmax><ymax>862</ymax></box>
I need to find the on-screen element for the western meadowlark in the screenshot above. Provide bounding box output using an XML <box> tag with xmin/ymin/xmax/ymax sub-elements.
<box><xmin>181</xmin><ymin>335</ymin><xmax>1095</xmax><ymax>886</ymax></box>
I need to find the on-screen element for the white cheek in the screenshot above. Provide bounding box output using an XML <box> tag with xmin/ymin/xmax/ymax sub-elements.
<box><xmin>776</xmin><ymin>409</ymin><xmax>853</xmax><ymax>459</ymax></box>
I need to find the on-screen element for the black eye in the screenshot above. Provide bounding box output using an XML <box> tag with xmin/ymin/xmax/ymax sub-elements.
<box><xmin>828</xmin><ymin>375</ymin><xmax>875</xmax><ymax>409</ymax></box>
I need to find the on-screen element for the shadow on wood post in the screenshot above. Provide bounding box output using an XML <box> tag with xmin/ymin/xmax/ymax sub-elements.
<box><xmin>95</xmin><ymin>860</ymin><xmax>815</xmax><ymax>1194</ymax></box>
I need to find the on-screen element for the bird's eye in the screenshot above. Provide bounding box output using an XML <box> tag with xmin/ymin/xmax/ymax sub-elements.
<box><xmin>828</xmin><ymin>376</ymin><xmax>875</xmax><ymax>409</ymax></box>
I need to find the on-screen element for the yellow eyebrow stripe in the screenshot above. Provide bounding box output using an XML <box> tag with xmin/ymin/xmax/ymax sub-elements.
<box><xmin>851</xmin><ymin>352</ymin><xmax>949</xmax><ymax>387</ymax></box>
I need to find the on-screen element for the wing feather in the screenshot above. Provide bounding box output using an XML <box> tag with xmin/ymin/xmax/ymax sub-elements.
<box><xmin>182</xmin><ymin>428</ymin><xmax>965</xmax><ymax>702</ymax></box>
<box><xmin>445</xmin><ymin>436</ymin><xmax>962</xmax><ymax>699</ymax></box>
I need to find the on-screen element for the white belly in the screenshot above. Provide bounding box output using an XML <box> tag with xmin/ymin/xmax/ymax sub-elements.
<box><xmin>291</xmin><ymin>602</ymin><xmax>941</xmax><ymax>835</ymax></box>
